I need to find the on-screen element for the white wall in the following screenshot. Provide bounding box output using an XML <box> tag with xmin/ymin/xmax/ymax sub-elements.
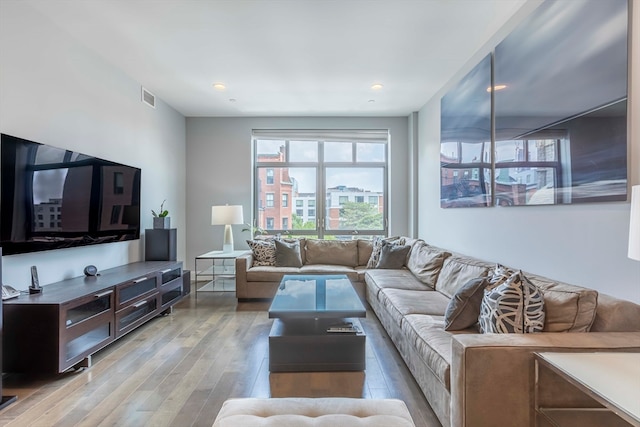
<box><xmin>185</xmin><ymin>116</ymin><xmax>409</xmax><ymax>270</ymax></box>
<box><xmin>0</xmin><ymin>2</ymin><xmax>187</xmax><ymax>290</ymax></box>
<box><xmin>417</xmin><ymin>0</ymin><xmax>640</xmax><ymax>303</ymax></box>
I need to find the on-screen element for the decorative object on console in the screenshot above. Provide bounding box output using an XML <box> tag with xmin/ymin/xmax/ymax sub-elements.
<box><xmin>478</xmin><ymin>271</ymin><xmax>545</xmax><ymax>334</ymax></box>
<box><xmin>83</xmin><ymin>265</ymin><xmax>98</xmax><ymax>276</ymax></box>
<box><xmin>629</xmin><ymin>185</ymin><xmax>640</xmax><ymax>261</ymax></box>
<box><xmin>151</xmin><ymin>200</ymin><xmax>170</xmax><ymax>229</ymax></box>
<box><xmin>211</xmin><ymin>205</ymin><xmax>244</xmax><ymax>252</ymax></box>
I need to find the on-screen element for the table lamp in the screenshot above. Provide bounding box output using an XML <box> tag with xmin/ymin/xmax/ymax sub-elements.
<box><xmin>629</xmin><ymin>185</ymin><xmax>640</xmax><ymax>261</ymax></box>
<box><xmin>211</xmin><ymin>205</ymin><xmax>244</xmax><ymax>252</ymax></box>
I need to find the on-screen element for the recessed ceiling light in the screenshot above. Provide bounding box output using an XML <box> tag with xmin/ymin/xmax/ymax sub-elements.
<box><xmin>368</xmin><ymin>99</ymin><xmax>375</xmax><ymax>103</ymax></box>
<box><xmin>229</xmin><ymin>98</ymin><xmax>236</xmax><ymax>102</ymax></box>
<box><xmin>486</xmin><ymin>84</ymin><xmax>507</xmax><ymax>93</ymax></box>
<box><xmin>371</xmin><ymin>83</ymin><xmax>383</xmax><ymax>90</ymax></box>
<box><xmin>213</xmin><ymin>83</ymin><xmax>226</xmax><ymax>91</ymax></box>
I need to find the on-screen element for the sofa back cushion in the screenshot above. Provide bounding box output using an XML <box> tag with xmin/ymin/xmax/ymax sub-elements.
<box><xmin>435</xmin><ymin>256</ymin><xmax>492</xmax><ymax>299</ymax></box>
<box><xmin>406</xmin><ymin>242</ymin><xmax>451</xmax><ymax>288</ymax></box>
<box><xmin>358</xmin><ymin>240</ymin><xmax>373</xmax><ymax>266</ymax></box>
<box><xmin>305</xmin><ymin>239</ymin><xmax>358</xmax><ymax>267</ymax></box>
<box><xmin>525</xmin><ymin>273</ymin><xmax>598</xmax><ymax>332</ymax></box>
<box><xmin>590</xmin><ymin>293</ymin><xmax>640</xmax><ymax>332</ymax></box>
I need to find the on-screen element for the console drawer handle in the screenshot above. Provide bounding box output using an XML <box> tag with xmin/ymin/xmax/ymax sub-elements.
<box><xmin>94</xmin><ymin>290</ymin><xmax>113</xmax><ymax>298</ymax></box>
<box><xmin>133</xmin><ymin>277</ymin><xmax>148</xmax><ymax>283</ymax></box>
<box><xmin>133</xmin><ymin>300</ymin><xmax>148</xmax><ymax>308</ymax></box>
<box><xmin>160</xmin><ymin>269</ymin><xmax>172</xmax><ymax>273</ymax></box>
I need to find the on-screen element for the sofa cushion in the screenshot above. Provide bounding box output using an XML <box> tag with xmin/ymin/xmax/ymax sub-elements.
<box><xmin>275</xmin><ymin>240</ymin><xmax>303</xmax><ymax>267</ymax></box>
<box><xmin>305</xmin><ymin>239</ymin><xmax>358</xmax><ymax>267</ymax></box>
<box><xmin>367</xmin><ymin>236</ymin><xmax>405</xmax><ymax>268</ymax></box>
<box><xmin>357</xmin><ymin>240</ymin><xmax>374</xmax><ymax>266</ymax></box>
<box><xmin>401</xmin><ymin>314</ymin><xmax>476</xmax><ymax>390</ymax></box>
<box><xmin>479</xmin><ymin>271</ymin><xmax>545</xmax><ymax>334</ymax></box>
<box><xmin>246</xmin><ymin>266</ymin><xmax>301</xmax><ymax>282</ymax></box>
<box><xmin>365</xmin><ymin>269</ymin><xmax>433</xmax><ymax>299</ymax></box>
<box><xmin>376</xmin><ymin>242</ymin><xmax>411</xmax><ymax>269</ymax></box>
<box><xmin>525</xmin><ymin>273</ymin><xmax>598</xmax><ymax>332</ymax></box>
<box><xmin>378</xmin><ymin>288</ymin><xmax>450</xmax><ymax>325</ymax></box>
<box><xmin>444</xmin><ymin>277</ymin><xmax>490</xmax><ymax>331</ymax></box>
<box><xmin>299</xmin><ymin>265</ymin><xmax>359</xmax><ymax>283</ymax></box>
<box><xmin>247</xmin><ymin>240</ymin><xmax>276</xmax><ymax>266</ymax></box>
<box><xmin>591</xmin><ymin>293</ymin><xmax>640</xmax><ymax>332</ymax></box>
<box><xmin>435</xmin><ymin>256</ymin><xmax>492</xmax><ymax>299</ymax></box>
<box><xmin>406</xmin><ymin>242</ymin><xmax>451</xmax><ymax>288</ymax></box>
<box><xmin>213</xmin><ymin>397</ymin><xmax>417</xmax><ymax>427</ymax></box>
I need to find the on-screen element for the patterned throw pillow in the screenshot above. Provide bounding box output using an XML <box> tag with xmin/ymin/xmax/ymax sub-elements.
<box><xmin>246</xmin><ymin>240</ymin><xmax>276</xmax><ymax>266</ymax></box>
<box><xmin>367</xmin><ymin>236</ymin><xmax>406</xmax><ymax>268</ymax></box>
<box><xmin>478</xmin><ymin>271</ymin><xmax>545</xmax><ymax>333</ymax></box>
<box><xmin>487</xmin><ymin>263</ymin><xmax>515</xmax><ymax>290</ymax></box>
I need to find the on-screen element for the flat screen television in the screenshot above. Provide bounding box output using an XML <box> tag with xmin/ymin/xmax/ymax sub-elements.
<box><xmin>1</xmin><ymin>134</ymin><xmax>141</xmax><ymax>255</ymax></box>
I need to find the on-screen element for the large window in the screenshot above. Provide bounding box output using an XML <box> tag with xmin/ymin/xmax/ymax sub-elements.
<box><xmin>253</xmin><ymin>130</ymin><xmax>389</xmax><ymax>239</ymax></box>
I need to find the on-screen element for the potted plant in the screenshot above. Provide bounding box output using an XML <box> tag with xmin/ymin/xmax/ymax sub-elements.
<box><xmin>152</xmin><ymin>200</ymin><xmax>170</xmax><ymax>229</ymax></box>
<box><xmin>242</xmin><ymin>222</ymin><xmax>266</xmax><ymax>238</ymax></box>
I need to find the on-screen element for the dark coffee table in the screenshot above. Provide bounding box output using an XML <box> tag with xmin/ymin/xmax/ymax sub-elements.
<box><xmin>268</xmin><ymin>274</ymin><xmax>366</xmax><ymax>373</ymax></box>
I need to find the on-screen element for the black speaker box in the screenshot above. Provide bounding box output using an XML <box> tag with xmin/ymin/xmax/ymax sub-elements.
<box><xmin>145</xmin><ymin>229</ymin><xmax>177</xmax><ymax>261</ymax></box>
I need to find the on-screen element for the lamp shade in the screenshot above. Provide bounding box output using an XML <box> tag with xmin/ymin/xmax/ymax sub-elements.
<box><xmin>629</xmin><ymin>185</ymin><xmax>640</xmax><ymax>261</ymax></box>
<box><xmin>211</xmin><ymin>205</ymin><xmax>244</xmax><ymax>226</ymax></box>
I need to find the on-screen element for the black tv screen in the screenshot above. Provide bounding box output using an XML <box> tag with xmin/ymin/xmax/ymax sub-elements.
<box><xmin>1</xmin><ymin>134</ymin><xmax>141</xmax><ymax>255</ymax></box>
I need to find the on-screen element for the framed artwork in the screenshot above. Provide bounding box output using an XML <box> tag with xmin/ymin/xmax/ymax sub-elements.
<box><xmin>440</xmin><ymin>54</ymin><xmax>492</xmax><ymax>208</ymax></box>
<box><xmin>493</xmin><ymin>0</ymin><xmax>628</xmax><ymax>205</ymax></box>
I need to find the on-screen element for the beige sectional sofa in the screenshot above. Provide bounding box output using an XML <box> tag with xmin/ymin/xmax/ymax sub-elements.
<box><xmin>236</xmin><ymin>237</ymin><xmax>640</xmax><ymax>427</ymax></box>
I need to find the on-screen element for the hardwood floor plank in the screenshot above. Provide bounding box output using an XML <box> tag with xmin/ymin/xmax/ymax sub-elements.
<box><xmin>1</xmin><ymin>292</ymin><xmax>441</xmax><ymax>427</ymax></box>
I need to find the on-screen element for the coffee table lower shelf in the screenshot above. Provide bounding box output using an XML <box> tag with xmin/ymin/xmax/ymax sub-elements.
<box><xmin>269</xmin><ymin>318</ymin><xmax>365</xmax><ymax>372</ymax></box>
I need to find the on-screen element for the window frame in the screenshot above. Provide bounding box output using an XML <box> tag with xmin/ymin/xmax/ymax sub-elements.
<box><xmin>252</xmin><ymin>133</ymin><xmax>389</xmax><ymax>239</ymax></box>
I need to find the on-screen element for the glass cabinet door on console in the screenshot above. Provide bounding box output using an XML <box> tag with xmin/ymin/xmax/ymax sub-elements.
<box><xmin>61</xmin><ymin>289</ymin><xmax>115</xmax><ymax>372</ymax></box>
<box><xmin>159</xmin><ymin>267</ymin><xmax>183</xmax><ymax>310</ymax></box>
<box><xmin>114</xmin><ymin>274</ymin><xmax>160</xmax><ymax>338</ymax></box>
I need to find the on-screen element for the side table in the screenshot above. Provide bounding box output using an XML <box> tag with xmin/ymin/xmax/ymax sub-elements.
<box><xmin>194</xmin><ymin>250</ymin><xmax>248</xmax><ymax>298</ymax></box>
<box><xmin>535</xmin><ymin>352</ymin><xmax>640</xmax><ymax>427</ymax></box>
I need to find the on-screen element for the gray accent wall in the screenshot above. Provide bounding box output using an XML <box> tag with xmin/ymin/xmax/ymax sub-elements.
<box><xmin>185</xmin><ymin>116</ymin><xmax>409</xmax><ymax>271</ymax></box>
<box><xmin>416</xmin><ymin>0</ymin><xmax>640</xmax><ymax>303</ymax></box>
<box><xmin>0</xmin><ymin>2</ymin><xmax>187</xmax><ymax>290</ymax></box>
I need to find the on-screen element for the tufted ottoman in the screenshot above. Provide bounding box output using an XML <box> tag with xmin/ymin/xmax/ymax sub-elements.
<box><xmin>212</xmin><ymin>397</ymin><xmax>416</xmax><ymax>427</ymax></box>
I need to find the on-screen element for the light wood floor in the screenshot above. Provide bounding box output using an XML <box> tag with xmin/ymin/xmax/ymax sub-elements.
<box><xmin>0</xmin><ymin>291</ymin><xmax>441</xmax><ymax>427</ymax></box>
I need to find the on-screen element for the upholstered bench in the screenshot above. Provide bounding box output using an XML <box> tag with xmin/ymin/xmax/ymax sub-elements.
<box><xmin>212</xmin><ymin>397</ymin><xmax>416</xmax><ymax>427</ymax></box>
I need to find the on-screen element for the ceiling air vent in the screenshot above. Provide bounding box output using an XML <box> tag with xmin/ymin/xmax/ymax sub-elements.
<box><xmin>141</xmin><ymin>87</ymin><xmax>156</xmax><ymax>109</ymax></box>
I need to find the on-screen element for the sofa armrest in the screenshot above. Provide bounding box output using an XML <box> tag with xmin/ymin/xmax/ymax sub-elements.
<box><xmin>450</xmin><ymin>332</ymin><xmax>640</xmax><ymax>427</ymax></box>
<box><xmin>235</xmin><ymin>253</ymin><xmax>253</xmax><ymax>299</ymax></box>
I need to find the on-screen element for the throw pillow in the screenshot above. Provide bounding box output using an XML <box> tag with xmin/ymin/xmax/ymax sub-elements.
<box><xmin>246</xmin><ymin>239</ymin><xmax>276</xmax><ymax>266</ymax></box>
<box><xmin>444</xmin><ymin>277</ymin><xmax>490</xmax><ymax>331</ymax></box>
<box><xmin>487</xmin><ymin>263</ymin><xmax>515</xmax><ymax>290</ymax></box>
<box><xmin>367</xmin><ymin>236</ymin><xmax>405</xmax><ymax>268</ymax></box>
<box><xmin>274</xmin><ymin>239</ymin><xmax>303</xmax><ymax>267</ymax></box>
<box><xmin>375</xmin><ymin>242</ymin><xmax>411</xmax><ymax>269</ymax></box>
<box><xmin>478</xmin><ymin>271</ymin><xmax>545</xmax><ymax>334</ymax></box>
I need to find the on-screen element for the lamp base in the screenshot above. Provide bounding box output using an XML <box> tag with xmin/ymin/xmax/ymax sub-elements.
<box><xmin>222</xmin><ymin>224</ymin><xmax>234</xmax><ymax>253</ymax></box>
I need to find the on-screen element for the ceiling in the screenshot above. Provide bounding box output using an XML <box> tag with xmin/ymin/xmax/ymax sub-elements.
<box><xmin>25</xmin><ymin>0</ymin><xmax>527</xmax><ymax>117</ymax></box>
